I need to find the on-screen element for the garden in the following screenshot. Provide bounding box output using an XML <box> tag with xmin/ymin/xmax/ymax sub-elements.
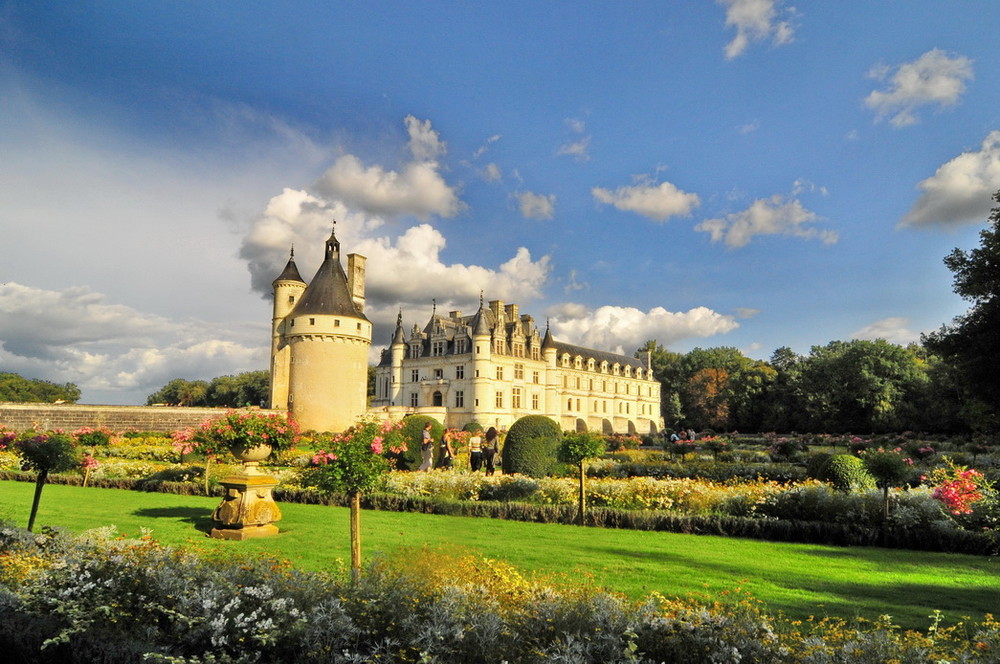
<box><xmin>1</xmin><ymin>411</ymin><xmax>1000</xmax><ymax>663</ymax></box>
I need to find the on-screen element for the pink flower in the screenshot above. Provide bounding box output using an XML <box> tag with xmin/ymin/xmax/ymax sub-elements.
<box><xmin>370</xmin><ymin>437</ymin><xmax>384</xmax><ymax>455</ymax></box>
<box><xmin>311</xmin><ymin>451</ymin><xmax>338</xmax><ymax>465</ymax></box>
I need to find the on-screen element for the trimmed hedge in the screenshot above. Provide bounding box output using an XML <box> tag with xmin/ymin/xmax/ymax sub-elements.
<box><xmin>2</xmin><ymin>471</ymin><xmax>995</xmax><ymax>556</ymax></box>
<box><xmin>501</xmin><ymin>415</ymin><xmax>562</xmax><ymax>478</ymax></box>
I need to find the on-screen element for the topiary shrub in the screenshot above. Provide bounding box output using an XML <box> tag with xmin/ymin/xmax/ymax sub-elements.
<box><xmin>818</xmin><ymin>454</ymin><xmax>876</xmax><ymax>492</ymax></box>
<box><xmin>502</xmin><ymin>415</ymin><xmax>562</xmax><ymax>478</ymax></box>
<box><xmin>462</xmin><ymin>421</ymin><xmax>483</xmax><ymax>433</ymax></box>
<box><xmin>397</xmin><ymin>415</ymin><xmax>444</xmax><ymax>471</ymax></box>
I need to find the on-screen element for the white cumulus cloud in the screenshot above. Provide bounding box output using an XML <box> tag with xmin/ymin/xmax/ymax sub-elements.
<box><xmin>695</xmin><ymin>194</ymin><xmax>837</xmax><ymax>248</ymax></box>
<box><xmin>516</xmin><ymin>191</ymin><xmax>556</xmax><ymax>220</ymax></box>
<box><xmin>901</xmin><ymin>130</ymin><xmax>1000</xmax><ymax>228</ymax></box>
<box><xmin>718</xmin><ymin>0</ymin><xmax>796</xmax><ymax>60</ymax></box>
<box><xmin>850</xmin><ymin>317</ymin><xmax>921</xmax><ymax>345</ymax></box>
<box><xmin>313</xmin><ymin>116</ymin><xmax>461</xmax><ymax>219</ymax></box>
<box><xmin>548</xmin><ymin>304</ymin><xmax>739</xmax><ymax>354</ymax></box>
<box><xmin>0</xmin><ymin>283</ymin><xmax>266</xmax><ymax>404</ymax></box>
<box><xmin>865</xmin><ymin>49</ymin><xmax>973</xmax><ymax>128</ymax></box>
<box><xmin>592</xmin><ymin>179</ymin><xmax>700</xmax><ymax>222</ymax></box>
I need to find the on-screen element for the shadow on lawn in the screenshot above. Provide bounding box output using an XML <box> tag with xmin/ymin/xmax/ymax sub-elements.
<box><xmin>133</xmin><ymin>507</ymin><xmax>214</xmax><ymax>534</ymax></box>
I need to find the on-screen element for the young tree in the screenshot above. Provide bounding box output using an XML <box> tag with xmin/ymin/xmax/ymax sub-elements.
<box><xmin>924</xmin><ymin>190</ymin><xmax>1000</xmax><ymax>432</ymax></box>
<box><xmin>12</xmin><ymin>431</ymin><xmax>81</xmax><ymax>531</ymax></box>
<box><xmin>557</xmin><ymin>432</ymin><xmax>606</xmax><ymax>526</ymax></box>
<box><xmin>298</xmin><ymin>417</ymin><xmax>404</xmax><ymax>581</ymax></box>
<box><xmin>862</xmin><ymin>448</ymin><xmax>914</xmax><ymax>526</ymax></box>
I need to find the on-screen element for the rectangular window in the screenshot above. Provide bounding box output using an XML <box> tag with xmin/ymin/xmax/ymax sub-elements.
<box><xmin>496</xmin><ymin>366</ymin><xmax>504</xmax><ymax>380</ymax></box>
<box><xmin>532</xmin><ymin>393</ymin><xmax>539</xmax><ymax>409</ymax></box>
<box><xmin>512</xmin><ymin>387</ymin><xmax>522</xmax><ymax>409</ymax></box>
<box><xmin>532</xmin><ymin>370</ymin><xmax>540</xmax><ymax>384</ymax></box>
<box><xmin>411</xmin><ymin>369</ymin><xmax>419</xmax><ymax>382</ymax></box>
<box><xmin>576</xmin><ymin>398</ymin><xmax>581</xmax><ymax>411</ymax></box>
<box><xmin>455</xmin><ymin>391</ymin><xmax>464</xmax><ymax>408</ymax></box>
<box><xmin>495</xmin><ymin>391</ymin><xmax>504</xmax><ymax>408</ymax></box>
<box><xmin>514</xmin><ymin>363</ymin><xmax>524</xmax><ymax>380</ymax></box>
<box><xmin>309</xmin><ymin>318</ymin><xmax>315</xmax><ymax>325</ymax></box>
<box><xmin>434</xmin><ymin>369</ymin><xmax>443</xmax><ymax>379</ymax></box>
<box><xmin>410</xmin><ymin>392</ymin><xmax>418</xmax><ymax>407</ymax></box>
<box><xmin>456</xmin><ymin>365</ymin><xmax>465</xmax><ymax>379</ymax></box>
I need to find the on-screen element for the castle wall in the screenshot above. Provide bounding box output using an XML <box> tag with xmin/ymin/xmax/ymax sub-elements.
<box><xmin>0</xmin><ymin>403</ymin><xmax>275</xmax><ymax>433</ymax></box>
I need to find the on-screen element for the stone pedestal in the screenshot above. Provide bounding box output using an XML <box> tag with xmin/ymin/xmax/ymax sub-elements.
<box><xmin>210</xmin><ymin>471</ymin><xmax>283</xmax><ymax>540</ymax></box>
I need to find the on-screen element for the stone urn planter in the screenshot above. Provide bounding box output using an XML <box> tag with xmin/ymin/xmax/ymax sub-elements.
<box><xmin>200</xmin><ymin>410</ymin><xmax>299</xmax><ymax>541</ymax></box>
<box><xmin>211</xmin><ymin>441</ymin><xmax>282</xmax><ymax>540</ymax></box>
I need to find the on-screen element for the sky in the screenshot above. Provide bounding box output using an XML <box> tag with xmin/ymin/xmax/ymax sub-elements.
<box><xmin>2</xmin><ymin>1</ymin><xmax>999</xmax><ymax>405</ymax></box>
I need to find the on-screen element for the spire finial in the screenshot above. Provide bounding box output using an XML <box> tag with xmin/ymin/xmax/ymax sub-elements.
<box><xmin>289</xmin><ymin>245</ymin><xmax>295</xmax><ymax>259</ymax></box>
<box><xmin>479</xmin><ymin>290</ymin><xmax>484</xmax><ymax>308</ymax></box>
<box><xmin>432</xmin><ymin>298</ymin><xmax>436</xmax><ymax>315</ymax></box>
<box><xmin>396</xmin><ymin>308</ymin><xmax>403</xmax><ymax>326</ymax></box>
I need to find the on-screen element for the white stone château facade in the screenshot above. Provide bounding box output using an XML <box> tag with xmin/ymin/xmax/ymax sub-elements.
<box><xmin>371</xmin><ymin>299</ymin><xmax>663</xmax><ymax>435</ymax></box>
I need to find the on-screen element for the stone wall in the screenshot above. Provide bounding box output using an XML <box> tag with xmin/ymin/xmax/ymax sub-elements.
<box><xmin>0</xmin><ymin>403</ymin><xmax>284</xmax><ymax>433</ymax></box>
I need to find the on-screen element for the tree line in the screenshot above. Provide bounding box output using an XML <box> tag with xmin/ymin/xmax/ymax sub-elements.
<box><xmin>145</xmin><ymin>371</ymin><xmax>270</xmax><ymax>408</ymax></box>
<box><xmin>641</xmin><ymin>190</ymin><xmax>1000</xmax><ymax>435</ymax></box>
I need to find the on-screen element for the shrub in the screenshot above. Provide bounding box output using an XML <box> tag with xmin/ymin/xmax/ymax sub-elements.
<box><xmin>817</xmin><ymin>454</ymin><xmax>876</xmax><ymax>492</ymax></box>
<box><xmin>462</xmin><ymin>421</ymin><xmax>483</xmax><ymax>433</ymax></box>
<box><xmin>501</xmin><ymin>415</ymin><xmax>562</xmax><ymax>478</ymax></box>
<box><xmin>397</xmin><ymin>415</ymin><xmax>444</xmax><ymax>470</ymax></box>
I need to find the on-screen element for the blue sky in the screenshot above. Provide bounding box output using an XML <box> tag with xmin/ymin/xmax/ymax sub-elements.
<box><xmin>2</xmin><ymin>1</ymin><xmax>999</xmax><ymax>405</ymax></box>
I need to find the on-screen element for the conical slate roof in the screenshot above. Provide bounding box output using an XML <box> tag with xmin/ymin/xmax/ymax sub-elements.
<box><xmin>272</xmin><ymin>249</ymin><xmax>305</xmax><ymax>286</ymax></box>
<box><xmin>289</xmin><ymin>229</ymin><xmax>368</xmax><ymax>320</ymax></box>
<box><xmin>391</xmin><ymin>310</ymin><xmax>406</xmax><ymax>345</ymax></box>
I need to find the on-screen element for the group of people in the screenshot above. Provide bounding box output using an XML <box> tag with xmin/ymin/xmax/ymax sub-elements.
<box><xmin>418</xmin><ymin>422</ymin><xmax>500</xmax><ymax>475</ymax></box>
<box><xmin>668</xmin><ymin>428</ymin><xmax>698</xmax><ymax>443</ymax></box>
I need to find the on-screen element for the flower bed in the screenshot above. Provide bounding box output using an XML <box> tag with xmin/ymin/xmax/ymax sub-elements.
<box><xmin>1</xmin><ymin>522</ymin><xmax>998</xmax><ymax>664</ymax></box>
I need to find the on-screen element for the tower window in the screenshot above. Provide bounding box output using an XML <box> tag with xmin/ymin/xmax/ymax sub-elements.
<box><xmin>288</xmin><ymin>295</ymin><xmax>295</xmax><ymax>304</ymax></box>
<box><xmin>310</xmin><ymin>318</ymin><xmax>315</xmax><ymax>325</ymax></box>
<box><xmin>334</xmin><ymin>319</ymin><xmax>340</xmax><ymax>327</ymax></box>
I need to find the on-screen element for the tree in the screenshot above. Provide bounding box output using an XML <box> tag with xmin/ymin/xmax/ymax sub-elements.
<box><xmin>788</xmin><ymin>340</ymin><xmax>928</xmax><ymax>433</ymax></box>
<box><xmin>147</xmin><ymin>372</ymin><xmax>270</xmax><ymax>408</ymax></box>
<box><xmin>924</xmin><ymin>190</ymin><xmax>1000</xmax><ymax>432</ymax></box>
<box><xmin>557</xmin><ymin>431</ymin><xmax>606</xmax><ymax>525</ymax></box>
<box><xmin>298</xmin><ymin>417</ymin><xmax>404</xmax><ymax>581</ymax></box>
<box><xmin>0</xmin><ymin>372</ymin><xmax>80</xmax><ymax>403</ymax></box>
<box><xmin>12</xmin><ymin>430</ymin><xmax>81</xmax><ymax>531</ymax></box>
<box><xmin>636</xmin><ymin>340</ymin><xmax>684</xmax><ymax>424</ymax></box>
<box><xmin>146</xmin><ymin>378</ymin><xmax>209</xmax><ymax>406</ymax></box>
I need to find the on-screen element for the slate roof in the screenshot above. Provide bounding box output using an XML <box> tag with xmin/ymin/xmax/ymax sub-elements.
<box><xmin>288</xmin><ymin>230</ymin><xmax>368</xmax><ymax>320</ymax></box>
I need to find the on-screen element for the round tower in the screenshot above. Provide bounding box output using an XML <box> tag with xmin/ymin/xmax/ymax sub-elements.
<box><xmin>284</xmin><ymin>226</ymin><xmax>372</xmax><ymax>433</ymax></box>
<box><xmin>270</xmin><ymin>249</ymin><xmax>306</xmax><ymax>409</ymax></box>
<box><xmin>388</xmin><ymin>310</ymin><xmax>406</xmax><ymax>406</ymax></box>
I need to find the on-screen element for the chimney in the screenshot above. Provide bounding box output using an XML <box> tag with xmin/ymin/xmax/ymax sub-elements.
<box><xmin>347</xmin><ymin>253</ymin><xmax>366</xmax><ymax>313</ymax></box>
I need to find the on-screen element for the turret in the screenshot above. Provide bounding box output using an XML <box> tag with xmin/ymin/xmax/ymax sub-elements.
<box><xmin>270</xmin><ymin>249</ymin><xmax>306</xmax><ymax>409</ymax></box>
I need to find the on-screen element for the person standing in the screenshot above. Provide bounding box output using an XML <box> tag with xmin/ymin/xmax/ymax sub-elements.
<box><xmin>419</xmin><ymin>422</ymin><xmax>434</xmax><ymax>471</ymax></box>
<box><xmin>483</xmin><ymin>426</ymin><xmax>499</xmax><ymax>476</ymax></box>
<box><xmin>468</xmin><ymin>429</ymin><xmax>483</xmax><ymax>472</ymax></box>
<box><xmin>438</xmin><ymin>428</ymin><xmax>455</xmax><ymax>469</ymax></box>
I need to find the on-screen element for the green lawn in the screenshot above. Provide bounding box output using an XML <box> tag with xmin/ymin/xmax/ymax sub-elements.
<box><xmin>2</xmin><ymin>479</ymin><xmax>997</xmax><ymax>631</ymax></box>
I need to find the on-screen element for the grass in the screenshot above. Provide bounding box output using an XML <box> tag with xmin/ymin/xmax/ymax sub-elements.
<box><xmin>2</xmin><ymin>479</ymin><xmax>998</xmax><ymax>631</ymax></box>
